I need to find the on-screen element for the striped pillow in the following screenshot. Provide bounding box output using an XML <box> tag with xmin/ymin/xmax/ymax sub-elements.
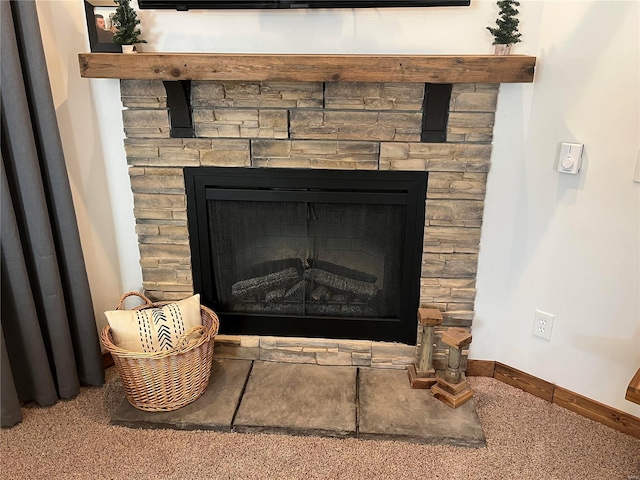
<box><xmin>105</xmin><ymin>294</ymin><xmax>201</xmax><ymax>353</ymax></box>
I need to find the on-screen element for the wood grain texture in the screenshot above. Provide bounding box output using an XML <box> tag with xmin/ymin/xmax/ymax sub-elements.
<box><xmin>466</xmin><ymin>359</ymin><xmax>495</xmax><ymax>377</ymax></box>
<box><xmin>78</xmin><ymin>53</ymin><xmax>536</xmax><ymax>83</ymax></box>
<box><xmin>431</xmin><ymin>384</ymin><xmax>473</xmax><ymax>408</ymax></box>
<box><xmin>625</xmin><ymin>368</ymin><xmax>640</xmax><ymax>405</ymax></box>
<box><xmin>441</xmin><ymin>327</ymin><xmax>472</xmax><ymax>348</ymax></box>
<box><xmin>494</xmin><ymin>362</ymin><xmax>554</xmax><ymax>402</ymax></box>
<box><xmin>554</xmin><ymin>386</ymin><xmax>640</xmax><ymax>440</ymax></box>
<box><xmin>417</xmin><ymin>307</ymin><xmax>443</xmax><ymax>326</ymax></box>
<box><xmin>407</xmin><ymin>365</ymin><xmax>438</xmax><ymax>389</ymax></box>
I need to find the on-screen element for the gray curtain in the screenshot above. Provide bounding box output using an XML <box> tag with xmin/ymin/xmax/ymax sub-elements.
<box><xmin>1</xmin><ymin>0</ymin><xmax>104</xmax><ymax>427</ymax></box>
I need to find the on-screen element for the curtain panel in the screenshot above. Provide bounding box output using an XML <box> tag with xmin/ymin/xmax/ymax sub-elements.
<box><xmin>1</xmin><ymin>0</ymin><xmax>104</xmax><ymax>427</ymax></box>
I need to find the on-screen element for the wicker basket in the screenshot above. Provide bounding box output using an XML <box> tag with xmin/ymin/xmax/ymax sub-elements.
<box><xmin>101</xmin><ymin>292</ymin><xmax>219</xmax><ymax>412</ymax></box>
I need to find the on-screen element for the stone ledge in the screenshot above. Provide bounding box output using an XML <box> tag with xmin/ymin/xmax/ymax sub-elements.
<box><xmin>211</xmin><ymin>335</ymin><xmax>417</xmax><ymax>369</ymax></box>
<box><xmin>209</xmin><ymin>334</ymin><xmax>470</xmax><ymax>372</ymax></box>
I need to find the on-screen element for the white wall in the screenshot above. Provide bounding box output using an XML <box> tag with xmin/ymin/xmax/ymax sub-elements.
<box><xmin>473</xmin><ymin>0</ymin><xmax>640</xmax><ymax>417</ymax></box>
<box><xmin>36</xmin><ymin>0</ymin><xmax>143</xmax><ymax>333</ymax></box>
<box><xmin>36</xmin><ymin>0</ymin><xmax>639</xmax><ymax>416</ymax></box>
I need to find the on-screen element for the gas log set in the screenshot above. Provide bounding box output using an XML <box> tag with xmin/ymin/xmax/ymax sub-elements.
<box><xmin>230</xmin><ymin>258</ymin><xmax>380</xmax><ymax>317</ymax></box>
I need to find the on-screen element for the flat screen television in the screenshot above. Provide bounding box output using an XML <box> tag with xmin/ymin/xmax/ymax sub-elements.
<box><xmin>138</xmin><ymin>0</ymin><xmax>471</xmax><ymax>11</ymax></box>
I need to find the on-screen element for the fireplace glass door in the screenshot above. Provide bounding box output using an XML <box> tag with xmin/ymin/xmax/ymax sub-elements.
<box><xmin>185</xmin><ymin>168</ymin><xmax>426</xmax><ymax>344</ymax></box>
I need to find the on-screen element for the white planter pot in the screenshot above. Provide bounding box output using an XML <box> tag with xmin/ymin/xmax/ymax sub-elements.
<box><xmin>494</xmin><ymin>44</ymin><xmax>512</xmax><ymax>55</ymax></box>
<box><xmin>122</xmin><ymin>45</ymin><xmax>137</xmax><ymax>54</ymax></box>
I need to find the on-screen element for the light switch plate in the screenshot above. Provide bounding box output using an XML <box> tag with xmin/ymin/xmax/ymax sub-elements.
<box><xmin>557</xmin><ymin>142</ymin><xmax>583</xmax><ymax>174</ymax></box>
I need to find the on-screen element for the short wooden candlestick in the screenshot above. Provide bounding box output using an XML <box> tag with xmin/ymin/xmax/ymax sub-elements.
<box><xmin>431</xmin><ymin>327</ymin><xmax>473</xmax><ymax>408</ymax></box>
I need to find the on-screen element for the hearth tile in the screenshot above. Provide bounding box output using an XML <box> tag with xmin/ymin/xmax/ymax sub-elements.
<box><xmin>110</xmin><ymin>358</ymin><xmax>252</xmax><ymax>431</ymax></box>
<box><xmin>358</xmin><ymin>368</ymin><xmax>486</xmax><ymax>447</ymax></box>
<box><xmin>233</xmin><ymin>361</ymin><xmax>356</xmax><ymax>438</ymax></box>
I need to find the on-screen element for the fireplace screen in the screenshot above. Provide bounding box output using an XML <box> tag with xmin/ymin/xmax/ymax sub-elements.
<box><xmin>185</xmin><ymin>168</ymin><xmax>426</xmax><ymax>344</ymax></box>
<box><xmin>208</xmin><ymin>200</ymin><xmax>403</xmax><ymax>319</ymax></box>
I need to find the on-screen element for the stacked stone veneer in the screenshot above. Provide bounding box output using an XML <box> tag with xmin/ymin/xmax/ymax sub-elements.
<box><xmin>121</xmin><ymin>79</ymin><xmax>498</xmax><ymax>370</ymax></box>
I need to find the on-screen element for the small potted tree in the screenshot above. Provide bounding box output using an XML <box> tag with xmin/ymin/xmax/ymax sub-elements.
<box><xmin>112</xmin><ymin>0</ymin><xmax>147</xmax><ymax>53</ymax></box>
<box><xmin>487</xmin><ymin>0</ymin><xmax>522</xmax><ymax>55</ymax></box>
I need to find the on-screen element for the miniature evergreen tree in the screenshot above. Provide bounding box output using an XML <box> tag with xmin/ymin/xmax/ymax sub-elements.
<box><xmin>112</xmin><ymin>0</ymin><xmax>147</xmax><ymax>45</ymax></box>
<box><xmin>487</xmin><ymin>0</ymin><xmax>522</xmax><ymax>45</ymax></box>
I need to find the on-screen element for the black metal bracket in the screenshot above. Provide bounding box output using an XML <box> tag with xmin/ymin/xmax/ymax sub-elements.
<box><xmin>163</xmin><ymin>80</ymin><xmax>194</xmax><ymax>138</ymax></box>
<box><xmin>421</xmin><ymin>83</ymin><xmax>452</xmax><ymax>143</ymax></box>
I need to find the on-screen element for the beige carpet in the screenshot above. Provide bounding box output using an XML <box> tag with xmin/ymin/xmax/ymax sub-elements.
<box><xmin>1</xmin><ymin>369</ymin><xmax>639</xmax><ymax>479</ymax></box>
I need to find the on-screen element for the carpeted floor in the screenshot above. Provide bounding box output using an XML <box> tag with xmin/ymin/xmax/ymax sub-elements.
<box><xmin>1</xmin><ymin>369</ymin><xmax>639</xmax><ymax>480</ymax></box>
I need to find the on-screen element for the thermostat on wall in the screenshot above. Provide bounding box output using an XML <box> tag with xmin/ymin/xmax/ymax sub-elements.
<box><xmin>557</xmin><ymin>142</ymin><xmax>584</xmax><ymax>174</ymax></box>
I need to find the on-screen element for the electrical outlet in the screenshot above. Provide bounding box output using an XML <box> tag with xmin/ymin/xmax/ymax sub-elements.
<box><xmin>533</xmin><ymin>310</ymin><xmax>554</xmax><ymax>341</ymax></box>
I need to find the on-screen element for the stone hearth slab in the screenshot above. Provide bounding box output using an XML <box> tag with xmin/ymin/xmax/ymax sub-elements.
<box><xmin>358</xmin><ymin>368</ymin><xmax>486</xmax><ymax>447</ymax></box>
<box><xmin>110</xmin><ymin>358</ymin><xmax>252</xmax><ymax>431</ymax></box>
<box><xmin>233</xmin><ymin>361</ymin><xmax>357</xmax><ymax>438</ymax></box>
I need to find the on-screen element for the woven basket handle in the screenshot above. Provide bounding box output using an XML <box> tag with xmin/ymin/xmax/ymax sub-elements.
<box><xmin>171</xmin><ymin>325</ymin><xmax>207</xmax><ymax>354</ymax></box>
<box><xmin>116</xmin><ymin>291</ymin><xmax>153</xmax><ymax>310</ymax></box>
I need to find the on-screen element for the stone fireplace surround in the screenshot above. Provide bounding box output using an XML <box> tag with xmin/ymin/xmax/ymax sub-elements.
<box><xmin>82</xmin><ymin>53</ymin><xmax>535</xmax><ymax>373</ymax></box>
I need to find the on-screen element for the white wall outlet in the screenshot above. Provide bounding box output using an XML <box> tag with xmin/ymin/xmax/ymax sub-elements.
<box><xmin>557</xmin><ymin>142</ymin><xmax>583</xmax><ymax>174</ymax></box>
<box><xmin>533</xmin><ymin>310</ymin><xmax>554</xmax><ymax>341</ymax></box>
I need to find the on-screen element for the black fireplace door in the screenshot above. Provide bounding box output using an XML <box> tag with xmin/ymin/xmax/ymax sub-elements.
<box><xmin>185</xmin><ymin>168</ymin><xmax>426</xmax><ymax>345</ymax></box>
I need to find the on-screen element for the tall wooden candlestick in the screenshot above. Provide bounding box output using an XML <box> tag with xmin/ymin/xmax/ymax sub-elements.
<box><xmin>408</xmin><ymin>308</ymin><xmax>442</xmax><ymax>389</ymax></box>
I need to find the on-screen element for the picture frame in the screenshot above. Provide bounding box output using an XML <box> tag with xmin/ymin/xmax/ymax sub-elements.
<box><xmin>84</xmin><ymin>0</ymin><xmax>122</xmax><ymax>53</ymax></box>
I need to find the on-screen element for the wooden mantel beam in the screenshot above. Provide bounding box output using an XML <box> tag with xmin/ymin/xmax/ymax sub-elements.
<box><xmin>78</xmin><ymin>53</ymin><xmax>536</xmax><ymax>83</ymax></box>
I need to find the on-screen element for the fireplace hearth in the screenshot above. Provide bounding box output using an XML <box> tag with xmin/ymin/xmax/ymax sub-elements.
<box><xmin>185</xmin><ymin>167</ymin><xmax>427</xmax><ymax>344</ymax></box>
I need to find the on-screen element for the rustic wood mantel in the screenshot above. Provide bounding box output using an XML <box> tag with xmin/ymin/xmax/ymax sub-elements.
<box><xmin>78</xmin><ymin>53</ymin><xmax>536</xmax><ymax>83</ymax></box>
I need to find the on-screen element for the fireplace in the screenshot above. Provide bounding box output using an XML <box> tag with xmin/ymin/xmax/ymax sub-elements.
<box><xmin>91</xmin><ymin>50</ymin><xmax>538</xmax><ymax>367</ymax></box>
<box><xmin>185</xmin><ymin>167</ymin><xmax>426</xmax><ymax>344</ymax></box>
<box><xmin>118</xmin><ymin>77</ymin><xmax>498</xmax><ymax>368</ymax></box>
